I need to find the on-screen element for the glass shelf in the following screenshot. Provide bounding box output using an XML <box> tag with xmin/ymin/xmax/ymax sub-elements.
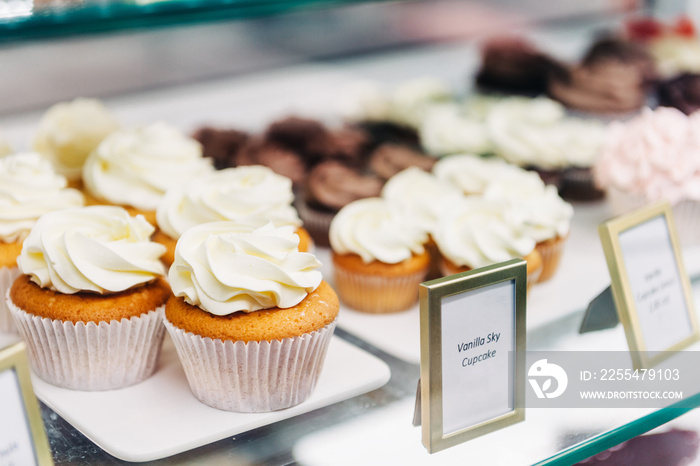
<box><xmin>0</xmin><ymin>0</ymin><xmax>378</xmax><ymax>41</ymax></box>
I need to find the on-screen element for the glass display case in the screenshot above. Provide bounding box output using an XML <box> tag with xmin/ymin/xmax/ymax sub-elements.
<box><xmin>2</xmin><ymin>1</ymin><xmax>700</xmax><ymax>465</ymax></box>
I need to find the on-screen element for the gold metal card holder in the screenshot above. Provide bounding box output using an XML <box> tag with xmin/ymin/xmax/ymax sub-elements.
<box><xmin>599</xmin><ymin>201</ymin><xmax>700</xmax><ymax>369</ymax></box>
<box><xmin>0</xmin><ymin>341</ymin><xmax>53</xmax><ymax>466</ymax></box>
<box><xmin>417</xmin><ymin>258</ymin><xmax>526</xmax><ymax>454</ymax></box>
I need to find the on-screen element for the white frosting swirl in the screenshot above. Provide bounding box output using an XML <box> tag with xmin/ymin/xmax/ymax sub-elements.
<box><xmin>169</xmin><ymin>222</ymin><xmax>322</xmax><ymax>315</ymax></box>
<box><xmin>389</xmin><ymin>77</ymin><xmax>453</xmax><ymax>128</ymax></box>
<box><xmin>487</xmin><ymin>97</ymin><xmax>605</xmax><ymax>169</ymax></box>
<box><xmin>651</xmin><ymin>36</ymin><xmax>700</xmax><ymax>78</ymax></box>
<box><xmin>17</xmin><ymin>206</ymin><xmax>166</xmax><ymax>294</ymax></box>
<box><xmin>83</xmin><ymin>122</ymin><xmax>213</xmax><ymax>211</ymax></box>
<box><xmin>435</xmin><ymin>197</ymin><xmax>535</xmax><ymax>269</ymax></box>
<box><xmin>340</xmin><ymin>80</ymin><xmax>392</xmax><ymax>122</ymax></box>
<box><xmin>33</xmin><ymin>98</ymin><xmax>119</xmax><ymax>181</ymax></box>
<box><xmin>0</xmin><ymin>134</ymin><xmax>13</xmax><ymax>157</ymax></box>
<box><xmin>0</xmin><ymin>152</ymin><xmax>84</xmax><ymax>243</ymax></box>
<box><xmin>432</xmin><ymin>153</ymin><xmax>526</xmax><ymax>195</ymax></box>
<box><xmin>157</xmin><ymin>165</ymin><xmax>301</xmax><ymax>240</ymax></box>
<box><xmin>483</xmin><ymin>171</ymin><xmax>573</xmax><ymax>242</ymax></box>
<box><xmin>329</xmin><ymin>197</ymin><xmax>427</xmax><ymax>264</ymax></box>
<box><xmin>381</xmin><ymin>167</ymin><xmax>463</xmax><ymax>236</ymax></box>
<box><xmin>419</xmin><ymin>104</ymin><xmax>492</xmax><ymax>156</ymax></box>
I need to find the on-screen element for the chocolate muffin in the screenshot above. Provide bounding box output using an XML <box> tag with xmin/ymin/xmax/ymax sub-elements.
<box><xmin>657</xmin><ymin>73</ymin><xmax>700</xmax><ymax>114</ymax></box>
<box><xmin>475</xmin><ymin>36</ymin><xmax>559</xmax><ymax>95</ymax></box>
<box><xmin>548</xmin><ymin>37</ymin><xmax>658</xmax><ymax>114</ymax></box>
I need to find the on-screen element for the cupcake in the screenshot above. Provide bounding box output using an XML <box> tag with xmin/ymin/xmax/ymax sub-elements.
<box><xmin>165</xmin><ymin>221</ymin><xmax>338</xmax><ymax>412</ymax></box>
<box><xmin>474</xmin><ymin>36</ymin><xmax>558</xmax><ymax>95</ymax></box>
<box><xmin>381</xmin><ymin>167</ymin><xmax>463</xmax><ymax>279</ymax></box>
<box><xmin>155</xmin><ymin>165</ymin><xmax>312</xmax><ymax>267</ymax></box>
<box><xmin>367</xmin><ymin>143</ymin><xmax>436</xmax><ymax>180</ymax></box>
<box><xmin>594</xmin><ymin>106</ymin><xmax>700</xmax><ymax>246</ymax></box>
<box><xmin>434</xmin><ymin>197</ymin><xmax>543</xmax><ymax>288</ymax></box>
<box><xmin>418</xmin><ymin>103</ymin><xmax>493</xmax><ymax>157</ymax></box>
<box><xmin>432</xmin><ymin>153</ymin><xmax>525</xmax><ymax>196</ymax></box>
<box><xmin>7</xmin><ymin>206</ymin><xmax>169</xmax><ymax>390</ymax></box>
<box><xmin>192</xmin><ymin>126</ymin><xmax>250</xmax><ymax>170</ymax></box>
<box><xmin>329</xmin><ymin>197</ymin><xmax>430</xmax><ymax>313</ymax></box>
<box><xmin>547</xmin><ymin>37</ymin><xmax>657</xmax><ymax>115</ymax></box>
<box><xmin>297</xmin><ymin>160</ymin><xmax>383</xmax><ymax>247</ymax></box>
<box><xmin>0</xmin><ymin>152</ymin><xmax>84</xmax><ymax>333</ymax></box>
<box><xmin>32</xmin><ymin>98</ymin><xmax>119</xmax><ymax>186</ymax></box>
<box><xmin>82</xmin><ymin>121</ymin><xmax>213</xmax><ymax>226</ymax></box>
<box><xmin>657</xmin><ymin>73</ymin><xmax>700</xmax><ymax>115</ymax></box>
<box><xmin>483</xmin><ymin>171</ymin><xmax>573</xmax><ymax>282</ymax></box>
<box><xmin>486</xmin><ymin>96</ymin><xmax>606</xmax><ymax>194</ymax></box>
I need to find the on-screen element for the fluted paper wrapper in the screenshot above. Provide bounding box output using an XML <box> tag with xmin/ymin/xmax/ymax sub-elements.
<box><xmin>0</xmin><ymin>266</ymin><xmax>21</xmax><ymax>333</ymax></box>
<box><xmin>164</xmin><ymin>318</ymin><xmax>336</xmax><ymax>412</ymax></box>
<box><xmin>333</xmin><ymin>266</ymin><xmax>427</xmax><ymax>313</ymax></box>
<box><xmin>608</xmin><ymin>187</ymin><xmax>700</xmax><ymax>247</ymax></box>
<box><xmin>7</xmin><ymin>298</ymin><xmax>166</xmax><ymax>390</ymax></box>
<box><xmin>535</xmin><ymin>235</ymin><xmax>568</xmax><ymax>283</ymax></box>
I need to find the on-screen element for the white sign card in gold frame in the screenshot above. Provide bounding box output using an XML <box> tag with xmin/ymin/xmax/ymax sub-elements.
<box><xmin>599</xmin><ymin>201</ymin><xmax>700</xmax><ymax>369</ymax></box>
<box><xmin>0</xmin><ymin>341</ymin><xmax>53</xmax><ymax>466</ymax></box>
<box><xmin>419</xmin><ymin>259</ymin><xmax>526</xmax><ymax>454</ymax></box>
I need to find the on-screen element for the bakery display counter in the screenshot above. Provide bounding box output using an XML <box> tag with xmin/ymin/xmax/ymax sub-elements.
<box><xmin>3</xmin><ymin>10</ymin><xmax>700</xmax><ymax>465</ymax></box>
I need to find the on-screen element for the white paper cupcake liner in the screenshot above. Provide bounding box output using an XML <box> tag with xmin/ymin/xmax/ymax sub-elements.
<box><xmin>164</xmin><ymin>318</ymin><xmax>336</xmax><ymax>412</ymax></box>
<box><xmin>7</xmin><ymin>297</ymin><xmax>166</xmax><ymax>391</ymax></box>
<box><xmin>0</xmin><ymin>266</ymin><xmax>21</xmax><ymax>333</ymax></box>
<box><xmin>607</xmin><ymin>187</ymin><xmax>700</xmax><ymax>247</ymax></box>
<box><xmin>333</xmin><ymin>266</ymin><xmax>427</xmax><ymax>313</ymax></box>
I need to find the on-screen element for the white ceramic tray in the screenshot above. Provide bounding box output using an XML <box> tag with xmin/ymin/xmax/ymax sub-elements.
<box><xmin>30</xmin><ymin>333</ymin><xmax>391</xmax><ymax>463</ymax></box>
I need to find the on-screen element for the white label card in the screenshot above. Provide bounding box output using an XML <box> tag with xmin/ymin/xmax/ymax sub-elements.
<box><xmin>0</xmin><ymin>368</ymin><xmax>38</xmax><ymax>466</ymax></box>
<box><xmin>440</xmin><ymin>280</ymin><xmax>515</xmax><ymax>436</ymax></box>
<box><xmin>618</xmin><ymin>215</ymin><xmax>693</xmax><ymax>355</ymax></box>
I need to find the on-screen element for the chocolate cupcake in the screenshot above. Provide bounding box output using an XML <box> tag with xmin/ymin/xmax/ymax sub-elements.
<box><xmin>548</xmin><ymin>37</ymin><xmax>657</xmax><ymax>114</ymax></box>
<box><xmin>657</xmin><ymin>73</ymin><xmax>700</xmax><ymax>114</ymax></box>
<box><xmin>298</xmin><ymin>161</ymin><xmax>383</xmax><ymax>247</ymax></box>
<box><xmin>235</xmin><ymin>137</ymin><xmax>307</xmax><ymax>189</ymax></box>
<box><xmin>475</xmin><ymin>36</ymin><xmax>558</xmax><ymax>95</ymax></box>
<box><xmin>368</xmin><ymin>143</ymin><xmax>436</xmax><ymax>180</ymax></box>
<box><xmin>192</xmin><ymin>126</ymin><xmax>249</xmax><ymax>170</ymax></box>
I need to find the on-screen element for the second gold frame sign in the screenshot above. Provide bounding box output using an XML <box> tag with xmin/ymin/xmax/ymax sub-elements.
<box><xmin>599</xmin><ymin>201</ymin><xmax>700</xmax><ymax>369</ymax></box>
<box><xmin>419</xmin><ymin>258</ymin><xmax>526</xmax><ymax>454</ymax></box>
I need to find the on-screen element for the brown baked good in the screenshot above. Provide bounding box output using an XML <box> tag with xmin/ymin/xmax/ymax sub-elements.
<box><xmin>192</xmin><ymin>126</ymin><xmax>249</xmax><ymax>169</ymax></box>
<box><xmin>0</xmin><ymin>241</ymin><xmax>23</xmax><ymax>269</ymax></box>
<box><xmin>368</xmin><ymin>143</ymin><xmax>436</xmax><ymax>180</ymax></box>
<box><xmin>166</xmin><ymin>280</ymin><xmax>338</xmax><ymax>342</ymax></box>
<box><xmin>10</xmin><ymin>275</ymin><xmax>170</xmax><ymax>323</ymax></box>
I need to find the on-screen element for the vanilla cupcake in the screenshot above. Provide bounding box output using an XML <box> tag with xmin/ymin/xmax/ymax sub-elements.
<box><xmin>486</xmin><ymin>96</ymin><xmax>606</xmax><ymax>189</ymax></box>
<box><xmin>83</xmin><ymin>121</ymin><xmax>213</xmax><ymax>225</ymax></box>
<box><xmin>7</xmin><ymin>206</ymin><xmax>169</xmax><ymax>390</ymax></box>
<box><xmin>432</xmin><ymin>153</ymin><xmax>525</xmax><ymax>195</ymax></box>
<box><xmin>434</xmin><ymin>197</ymin><xmax>543</xmax><ymax>288</ymax></box>
<box><xmin>330</xmin><ymin>197</ymin><xmax>430</xmax><ymax>313</ymax></box>
<box><xmin>155</xmin><ymin>165</ymin><xmax>311</xmax><ymax>267</ymax></box>
<box><xmin>33</xmin><ymin>98</ymin><xmax>119</xmax><ymax>185</ymax></box>
<box><xmin>483</xmin><ymin>171</ymin><xmax>573</xmax><ymax>282</ymax></box>
<box><xmin>0</xmin><ymin>153</ymin><xmax>84</xmax><ymax>333</ymax></box>
<box><xmin>165</xmin><ymin>222</ymin><xmax>338</xmax><ymax>412</ymax></box>
<box><xmin>381</xmin><ymin>167</ymin><xmax>463</xmax><ymax>279</ymax></box>
<box><xmin>419</xmin><ymin>103</ymin><xmax>493</xmax><ymax>156</ymax></box>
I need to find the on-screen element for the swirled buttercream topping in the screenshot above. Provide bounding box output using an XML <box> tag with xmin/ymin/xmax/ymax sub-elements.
<box><xmin>435</xmin><ymin>197</ymin><xmax>535</xmax><ymax>269</ymax></box>
<box><xmin>169</xmin><ymin>222</ymin><xmax>322</xmax><ymax>315</ymax></box>
<box><xmin>419</xmin><ymin>104</ymin><xmax>493</xmax><ymax>156</ymax></box>
<box><xmin>340</xmin><ymin>80</ymin><xmax>392</xmax><ymax>122</ymax></box>
<box><xmin>83</xmin><ymin>122</ymin><xmax>213</xmax><ymax>211</ymax></box>
<box><xmin>329</xmin><ymin>197</ymin><xmax>427</xmax><ymax>264</ymax></box>
<box><xmin>17</xmin><ymin>206</ymin><xmax>165</xmax><ymax>294</ymax></box>
<box><xmin>594</xmin><ymin>107</ymin><xmax>700</xmax><ymax>204</ymax></box>
<box><xmin>381</xmin><ymin>167</ymin><xmax>463</xmax><ymax>236</ymax></box>
<box><xmin>33</xmin><ymin>98</ymin><xmax>119</xmax><ymax>181</ymax></box>
<box><xmin>156</xmin><ymin>165</ymin><xmax>300</xmax><ymax>240</ymax></box>
<box><xmin>487</xmin><ymin>97</ymin><xmax>605</xmax><ymax>169</ymax></box>
<box><xmin>389</xmin><ymin>77</ymin><xmax>453</xmax><ymax>128</ymax></box>
<box><xmin>0</xmin><ymin>152</ymin><xmax>84</xmax><ymax>243</ymax></box>
<box><xmin>483</xmin><ymin>171</ymin><xmax>573</xmax><ymax>242</ymax></box>
<box><xmin>432</xmin><ymin>153</ymin><xmax>525</xmax><ymax>195</ymax></box>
